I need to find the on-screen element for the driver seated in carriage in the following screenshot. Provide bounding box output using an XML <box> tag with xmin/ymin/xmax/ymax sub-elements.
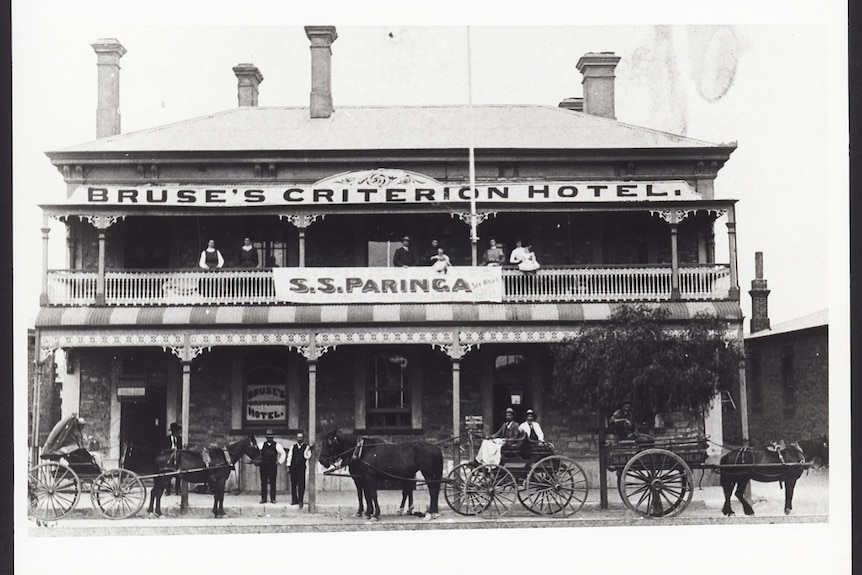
<box><xmin>517</xmin><ymin>409</ymin><xmax>554</xmax><ymax>458</ymax></box>
<box><xmin>609</xmin><ymin>401</ymin><xmax>654</xmax><ymax>445</ymax></box>
<box><xmin>475</xmin><ymin>408</ymin><xmax>527</xmax><ymax>465</ymax></box>
<box><xmin>41</xmin><ymin>414</ymin><xmax>103</xmax><ymax>470</ymax></box>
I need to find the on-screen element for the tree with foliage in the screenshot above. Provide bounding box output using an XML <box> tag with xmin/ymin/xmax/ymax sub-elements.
<box><xmin>551</xmin><ymin>303</ymin><xmax>742</xmax><ymax>427</ymax></box>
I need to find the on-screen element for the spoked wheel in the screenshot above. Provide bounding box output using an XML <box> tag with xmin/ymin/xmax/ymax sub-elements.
<box><xmin>90</xmin><ymin>469</ymin><xmax>147</xmax><ymax>519</ymax></box>
<box><xmin>468</xmin><ymin>464</ymin><xmax>517</xmax><ymax>518</ymax></box>
<box><xmin>619</xmin><ymin>448</ymin><xmax>693</xmax><ymax>518</ymax></box>
<box><xmin>28</xmin><ymin>462</ymin><xmax>81</xmax><ymax>522</ymax></box>
<box><xmin>444</xmin><ymin>463</ymin><xmax>485</xmax><ymax>516</ymax></box>
<box><xmin>520</xmin><ymin>456</ymin><xmax>589</xmax><ymax>516</ymax></box>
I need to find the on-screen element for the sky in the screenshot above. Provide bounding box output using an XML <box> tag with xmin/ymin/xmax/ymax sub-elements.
<box><xmin>11</xmin><ymin>1</ymin><xmax>850</xmax><ymax>573</ymax></box>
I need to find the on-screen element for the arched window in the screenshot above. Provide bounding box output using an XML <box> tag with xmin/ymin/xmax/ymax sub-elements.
<box><xmin>366</xmin><ymin>352</ymin><xmax>410</xmax><ymax>429</ymax></box>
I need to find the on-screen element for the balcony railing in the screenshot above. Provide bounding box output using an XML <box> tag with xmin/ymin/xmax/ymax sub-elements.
<box><xmin>45</xmin><ymin>264</ymin><xmax>732</xmax><ymax>306</ymax></box>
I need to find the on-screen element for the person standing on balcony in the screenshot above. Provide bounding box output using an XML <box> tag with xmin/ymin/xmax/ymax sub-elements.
<box><xmin>198</xmin><ymin>239</ymin><xmax>224</xmax><ymax>269</ymax></box>
<box><xmin>423</xmin><ymin>238</ymin><xmax>442</xmax><ymax>265</ymax></box>
<box><xmin>392</xmin><ymin>236</ymin><xmax>416</xmax><ymax>267</ymax></box>
<box><xmin>518</xmin><ymin>245</ymin><xmax>541</xmax><ymax>273</ymax></box>
<box><xmin>509</xmin><ymin>240</ymin><xmax>528</xmax><ymax>266</ymax></box>
<box><xmin>238</xmin><ymin>237</ymin><xmax>259</xmax><ymax>268</ymax></box>
<box><xmin>482</xmin><ymin>238</ymin><xmax>505</xmax><ymax>266</ymax></box>
<box><xmin>430</xmin><ymin>247</ymin><xmax>451</xmax><ymax>273</ymax></box>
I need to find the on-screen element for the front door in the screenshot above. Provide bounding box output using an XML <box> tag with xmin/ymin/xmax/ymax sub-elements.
<box><xmin>120</xmin><ymin>386</ymin><xmax>166</xmax><ymax>475</ymax></box>
<box><xmin>492</xmin><ymin>353</ymin><xmax>531</xmax><ymax>430</ymax></box>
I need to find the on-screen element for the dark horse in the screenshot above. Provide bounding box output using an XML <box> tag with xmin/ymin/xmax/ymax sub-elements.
<box><xmin>147</xmin><ymin>435</ymin><xmax>260</xmax><ymax>518</ymax></box>
<box><xmin>720</xmin><ymin>436</ymin><xmax>828</xmax><ymax>516</ymax></box>
<box><xmin>318</xmin><ymin>430</ymin><xmax>443</xmax><ymax>521</ymax></box>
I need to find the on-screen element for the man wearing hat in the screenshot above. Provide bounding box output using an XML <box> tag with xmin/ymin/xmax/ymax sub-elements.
<box><xmin>256</xmin><ymin>430</ymin><xmax>286</xmax><ymax>504</ymax></box>
<box><xmin>162</xmin><ymin>423</ymin><xmax>183</xmax><ymax>495</ymax></box>
<box><xmin>392</xmin><ymin>236</ymin><xmax>416</xmax><ymax>267</ymax></box>
<box><xmin>490</xmin><ymin>408</ymin><xmax>523</xmax><ymax>441</ymax></box>
<box><xmin>518</xmin><ymin>409</ymin><xmax>545</xmax><ymax>442</ymax></box>
<box><xmin>609</xmin><ymin>400</ymin><xmax>654</xmax><ymax>443</ymax></box>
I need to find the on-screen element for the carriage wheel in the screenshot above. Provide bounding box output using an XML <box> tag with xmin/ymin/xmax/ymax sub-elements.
<box><xmin>520</xmin><ymin>456</ymin><xmax>589</xmax><ymax>516</ymax></box>
<box><xmin>619</xmin><ymin>448</ymin><xmax>693</xmax><ymax>518</ymax></box>
<box><xmin>444</xmin><ymin>463</ymin><xmax>486</xmax><ymax>516</ymax></box>
<box><xmin>90</xmin><ymin>469</ymin><xmax>147</xmax><ymax>519</ymax></box>
<box><xmin>28</xmin><ymin>462</ymin><xmax>81</xmax><ymax>522</ymax></box>
<box><xmin>468</xmin><ymin>464</ymin><xmax>517</xmax><ymax>518</ymax></box>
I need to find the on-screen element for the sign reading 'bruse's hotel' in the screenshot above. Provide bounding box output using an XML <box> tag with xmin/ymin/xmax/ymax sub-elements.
<box><xmin>70</xmin><ymin>180</ymin><xmax>698</xmax><ymax>206</ymax></box>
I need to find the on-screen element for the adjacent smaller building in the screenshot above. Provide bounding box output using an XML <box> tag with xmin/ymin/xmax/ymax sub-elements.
<box><xmin>724</xmin><ymin>252</ymin><xmax>828</xmax><ymax>446</ymax></box>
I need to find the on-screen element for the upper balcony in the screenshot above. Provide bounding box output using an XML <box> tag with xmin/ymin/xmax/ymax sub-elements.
<box><xmin>44</xmin><ymin>263</ymin><xmax>732</xmax><ymax>306</ymax></box>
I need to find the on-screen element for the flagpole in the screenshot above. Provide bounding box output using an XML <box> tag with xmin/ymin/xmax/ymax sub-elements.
<box><xmin>467</xmin><ymin>26</ymin><xmax>478</xmax><ymax>266</ymax></box>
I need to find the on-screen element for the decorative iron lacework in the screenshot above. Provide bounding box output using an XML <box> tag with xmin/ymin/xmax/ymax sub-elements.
<box><xmin>432</xmin><ymin>343</ymin><xmax>475</xmax><ymax>360</ymax></box>
<box><xmin>328</xmin><ymin>168</ymin><xmax>437</xmax><ymax>187</ymax></box>
<box><xmin>165</xmin><ymin>346</ymin><xmax>211</xmax><ymax>361</ymax></box>
<box><xmin>280</xmin><ymin>213</ymin><xmax>325</xmax><ymax>228</ymax></box>
<box><xmin>188</xmin><ymin>332</ymin><xmax>310</xmax><ymax>347</ymax></box>
<box><xmin>452</xmin><ymin>211</ymin><xmax>497</xmax><ymax>225</ymax></box>
<box><xmin>316</xmin><ymin>331</ymin><xmax>453</xmax><ymax>345</ymax></box>
<box><xmin>460</xmin><ymin>330</ymin><xmax>581</xmax><ymax>343</ymax></box>
<box><xmin>39</xmin><ymin>333</ymin><xmax>184</xmax><ymax>349</ymax></box>
<box><xmin>81</xmin><ymin>214</ymin><xmax>125</xmax><ymax>229</ymax></box>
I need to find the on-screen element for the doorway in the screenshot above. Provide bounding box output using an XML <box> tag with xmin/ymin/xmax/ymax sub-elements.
<box><xmin>492</xmin><ymin>353</ymin><xmax>531</xmax><ymax>430</ymax></box>
<box><xmin>120</xmin><ymin>386</ymin><xmax>166</xmax><ymax>475</ymax></box>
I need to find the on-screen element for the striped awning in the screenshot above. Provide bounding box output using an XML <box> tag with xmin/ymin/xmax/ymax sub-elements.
<box><xmin>36</xmin><ymin>301</ymin><xmax>742</xmax><ymax>328</ymax></box>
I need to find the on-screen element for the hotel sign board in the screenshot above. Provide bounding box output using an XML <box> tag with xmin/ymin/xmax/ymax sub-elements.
<box><xmin>273</xmin><ymin>266</ymin><xmax>504</xmax><ymax>304</ymax></box>
<box><xmin>68</xmin><ymin>180</ymin><xmax>698</xmax><ymax>207</ymax></box>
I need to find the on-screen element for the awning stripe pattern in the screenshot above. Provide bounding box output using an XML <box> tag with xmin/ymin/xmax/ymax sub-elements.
<box><xmin>35</xmin><ymin>302</ymin><xmax>742</xmax><ymax>328</ymax></box>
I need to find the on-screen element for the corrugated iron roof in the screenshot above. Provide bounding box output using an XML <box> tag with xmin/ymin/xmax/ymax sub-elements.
<box><xmin>49</xmin><ymin>105</ymin><xmax>725</xmax><ymax>154</ymax></box>
<box><xmin>746</xmin><ymin>309</ymin><xmax>828</xmax><ymax>339</ymax></box>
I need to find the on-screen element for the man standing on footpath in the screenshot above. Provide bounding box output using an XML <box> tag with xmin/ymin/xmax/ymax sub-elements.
<box><xmin>287</xmin><ymin>431</ymin><xmax>312</xmax><ymax>509</ymax></box>
<box><xmin>257</xmin><ymin>430</ymin><xmax>286</xmax><ymax>504</ymax></box>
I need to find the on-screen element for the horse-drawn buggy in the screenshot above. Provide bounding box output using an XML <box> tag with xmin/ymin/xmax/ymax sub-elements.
<box><xmin>443</xmin><ymin>434</ymin><xmax>590</xmax><ymax>518</ymax></box>
<box><xmin>29</xmin><ymin>415</ymin><xmax>263</xmax><ymax>523</ymax></box>
<box><xmin>28</xmin><ymin>415</ymin><xmax>147</xmax><ymax>522</ymax></box>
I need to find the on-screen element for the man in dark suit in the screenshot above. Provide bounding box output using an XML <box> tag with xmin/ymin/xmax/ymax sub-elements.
<box><xmin>256</xmin><ymin>430</ymin><xmax>286</xmax><ymax>503</ymax></box>
<box><xmin>162</xmin><ymin>422</ymin><xmax>183</xmax><ymax>495</ymax></box>
<box><xmin>490</xmin><ymin>408</ymin><xmax>523</xmax><ymax>440</ymax></box>
<box><xmin>287</xmin><ymin>432</ymin><xmax>312</xmax><ymax>509</ymax></box>
<box><xmin>392</xmin><ymin>236</ymin><xmax>416</xmax><ymax>267</ymax></box>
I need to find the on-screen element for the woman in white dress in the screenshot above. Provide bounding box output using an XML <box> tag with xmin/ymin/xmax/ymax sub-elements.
<box><xmin>430</xmin><ymin>247</ymin><xmax>451</xmax><ymax>273</ymax></box>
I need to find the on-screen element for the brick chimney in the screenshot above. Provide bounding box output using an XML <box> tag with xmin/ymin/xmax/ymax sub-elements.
<box><xmin>575</xmin><ymin>52</ymin><xmax>621</xmax><ymax>119</ymax></box>
<box><xmin>749</xmin><ymin>251</ymin><xmax>771</xmax><ymax>333</ymax></box>
<box><xmin>91</xmin><ymin>38</ymin><xmax>127</xmax><ymax>138</ymax></box>
<box><xmin>233</xmin><ymin>64</ymin><xmax>263</xmax><ymax>107</ymax></box>
<box><xmin>304</xmin><ymin>26</ymin><xmax>337</xmax><ymax>118</ymax></box>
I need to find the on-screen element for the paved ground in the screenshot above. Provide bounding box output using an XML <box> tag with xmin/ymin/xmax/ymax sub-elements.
<box><xmin>27</xmin><ymin>468</ymin><xmax>829</xmax><ymax>536</ymax></box>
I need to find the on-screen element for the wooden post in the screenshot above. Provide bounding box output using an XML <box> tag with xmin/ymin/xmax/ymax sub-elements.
<box><xmin>40</xmin><ymin>215</ymin><xmax>50</xmax><ymax>306</ymax></box>
<box><xmin>298</xmin><ymin>229</ymin><xmax>306</xmax><ymax>268</ymax></box>
<box><xmin>452</xmin><ymin>358</ymin><xmax>461</xmax><ymax>467</ymax></box>
<box><xmin>96</xmin><ymin>227</ymin><xmax>106</xmax><ymax>305</ymax></box>
<box><xmin>597</xmin><ymin>406</ymin><xmax>609</xmax><ymax>510</ymax></box>
<box><xmin>726</xmin><ymin>206</ymin><xmax>740</xmax><ymax>300</ymax></box>
<box><xmin>670</xmin><ymin>222</ymin><xmax>681</xmax><ymax>300</ymax></box>
<box><xmin>307</xmin><ymin>357</ymin><xmax>317</xmax><ymax>513</ymax></box>
<box><xmin>180</xmin><ymin>358</ymin><xmax>191</xmax><ymax>512</ymax></box>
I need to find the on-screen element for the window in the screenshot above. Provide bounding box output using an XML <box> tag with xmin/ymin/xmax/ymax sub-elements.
<box><xmin>366</xmin><ymin>352</ymin><xmax>410</xmax><ymax>428</ymax></box>
<box><xmin>781</xmin><ymin>345</ymin><xmax>795</xmax><ymax>407</ymax></box>
<box><xmin>260</xmin><ymin>240</ymin><xmax>289</xmax><ymax>268</ymax></box>
<box><xmin>244</xmin><ymin>366</ymin><xmax>287</xmax><ymax>427</ymax></box>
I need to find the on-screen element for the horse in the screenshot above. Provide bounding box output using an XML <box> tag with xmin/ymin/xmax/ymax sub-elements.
<box><xmin>147</xmin><ymin>435</ymin><xmax>260</xmax><ymax>518</ymax></box>
<box><xmin>720</xmin><ymin>436</ymin><xmax>828</xmax><ymax>516</ymax></box>
<box><xmin>318</xmin><ymin>429</ymin><xmax>443</xmax><ymax>521</ymax></box>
